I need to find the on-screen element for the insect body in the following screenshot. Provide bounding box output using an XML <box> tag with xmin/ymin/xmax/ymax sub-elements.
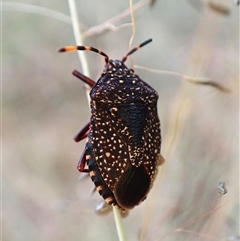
<box><xmin>59</xmin><ymin>39</ymin><xmax>161</xmax><ymax>210</ymax></box>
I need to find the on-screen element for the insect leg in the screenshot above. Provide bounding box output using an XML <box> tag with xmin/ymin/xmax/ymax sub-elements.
<box><xmin>74</xmin><ymin>122</ymin><xmax>90</xmax><ymax>142</ymax></box>
<box><xmin>72</xmin><ymin>69</ymin><xmax>96</xmax><ymax>87</ymax></box>
<box><xmin>77</xmin><ymin>148</ymin><xmax>89</xmax><ymax>172</ymax></box>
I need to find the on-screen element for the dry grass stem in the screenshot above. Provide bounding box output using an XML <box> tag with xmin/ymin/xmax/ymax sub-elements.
<box><xmin>134</xmin><ymin>65</ymin><xmax>230</xmax><ymax>92</ymax></box>
<box><xmin>3</xmin><ymin>2</ymin><xmax>72</xmax><ymax>23</ymax></box>
<box><xmin>82</xmin><ymin>0</ymin><xmax>148</xmax><ymax>38</ymax></box>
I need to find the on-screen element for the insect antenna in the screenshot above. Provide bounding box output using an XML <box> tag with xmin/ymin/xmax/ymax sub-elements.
<box><xmin>58</xmin><ymin>46</ymin><xmax>109</xmax><ymax>65</ymax></box>
<box><xmin>121</xmin><ymin>38</ymin><xmax>152</xmax><ymax>63</ymax></box>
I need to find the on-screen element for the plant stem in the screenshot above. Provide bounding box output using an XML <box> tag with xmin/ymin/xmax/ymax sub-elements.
<box><xmin>67</xmin><ymin>0</ymin><xmax>90</xmax><ymax>77</ymax></box>
<box><xmin>113</xmin><ymin>206</ymin><xmax>127</xmax><ymax>241</ymax></box>
<box><xmin>67</xmin><ymin>1</ymin><xmax>126</xmax><ymax>241</ymax></box>
<box><xmin>129</xmin><ymin>0</ymin><xmax>136</xmax><ymax>49</ymax></box>
<box><xmin>67</xmin><ymin>0</ymin><xmax>91</xmax><ymax>102</ymax></box>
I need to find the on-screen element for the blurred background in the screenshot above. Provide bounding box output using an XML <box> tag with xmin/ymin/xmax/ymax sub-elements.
<box><xmin>3</xmin><ymin>0</ymin><xmax>239</xmax><ymax>241</ymax></box>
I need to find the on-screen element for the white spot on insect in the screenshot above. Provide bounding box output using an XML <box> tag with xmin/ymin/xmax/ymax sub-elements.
<box><xmin>106</xmin><ymin>152</ymin><xmax>110</xmax><ymax>157</ymax></box>
<box><xmin>111</xmin><ymin>107</ymin><xmax>118</xmax><ymax>113</ymax></box>
<box><xmin>119</xmin><ymin>80</ymin><xmax>124</xmax><ymax>83</ymax></box>
<box><xmin>117</xmin><ymin>96</ymin><xmax>123</xmax><ymax>100</ymax></box>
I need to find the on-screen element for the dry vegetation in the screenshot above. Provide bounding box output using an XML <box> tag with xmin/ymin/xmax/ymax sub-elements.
<box><xmin>3</xmin><ymin>0</ymin><xmax>239</xmax><ymax>241</ymax></box>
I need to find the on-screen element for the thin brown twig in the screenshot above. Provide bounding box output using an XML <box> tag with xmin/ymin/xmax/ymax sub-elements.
<box><xmin>82</xmin><ymin>0</ymin><xmax>148</xmax><ymax>38</ymax></box>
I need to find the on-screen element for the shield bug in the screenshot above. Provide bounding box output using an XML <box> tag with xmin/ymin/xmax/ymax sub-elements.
<box><xmin>58</xmin><ymin>39</ymin><xmax>161</xmax><ymax>210</ymax></box>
